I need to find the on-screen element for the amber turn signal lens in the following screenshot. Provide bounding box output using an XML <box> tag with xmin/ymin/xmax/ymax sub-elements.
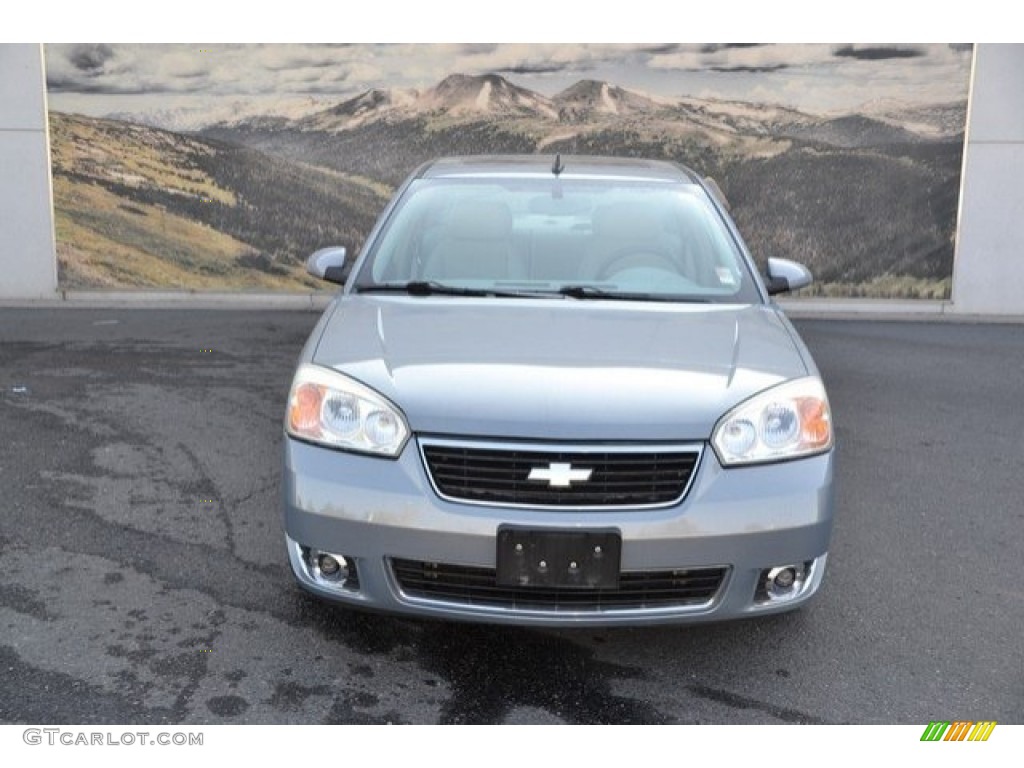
<box><xmin>290</xmin><ymin>383</ymin><xmax>323</xmax><ymax>435</ymax></box>
<box><xmin>798</xmin><ymin>397</ymin><xmax>831</xmax><ymax>448</ymax></box>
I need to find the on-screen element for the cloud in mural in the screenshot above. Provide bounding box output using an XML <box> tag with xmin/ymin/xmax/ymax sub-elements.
<box><xmin>67</xmin><ymin>43</ymin><xmax>116</xmax><ymax>72</ymax></box>
<box><xmin>833</xmin><ymin>45</ymin><xmax>924</xmax><ymax>61</ymax></box>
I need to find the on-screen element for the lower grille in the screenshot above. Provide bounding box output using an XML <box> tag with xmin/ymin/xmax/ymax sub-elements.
<box><xmin>391</xmin><ymin>558</ymin><xmax>726</xmax><ymax>611</ymax></box>
<box><xmin>420</xmin><ymin>439</ymin><xmax>702</xmax><ymax>508</ymax></box>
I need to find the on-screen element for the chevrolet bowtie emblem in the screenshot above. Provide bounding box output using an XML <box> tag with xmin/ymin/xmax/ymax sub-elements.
<box><xmin>527</xmin><ymin>462</ymin><xmax>593</xmax><ymax>488</ymax></box>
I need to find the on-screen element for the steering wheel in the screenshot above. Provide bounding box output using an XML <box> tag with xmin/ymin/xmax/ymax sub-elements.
<box><xmin>592</xmin><ymin>248</ymin><xmax>679</xmax><ymax>281</ymax></box>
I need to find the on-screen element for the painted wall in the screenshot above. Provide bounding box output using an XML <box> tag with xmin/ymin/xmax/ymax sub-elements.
<box><xmin>952</xmin><ymin>45</ymin><xmax>1024</xmax><ymax>315</ymax></box>
<box><xmin>0</xmin><ymin>44</ymin><xmax>57</xmax><ymax>299</ymax></box>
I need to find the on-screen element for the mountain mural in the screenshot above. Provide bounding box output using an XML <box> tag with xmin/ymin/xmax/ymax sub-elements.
<box><xmin>49</xmin><ymin>64</ymin><xmax>967</xmax><ymax>297</ymax></box>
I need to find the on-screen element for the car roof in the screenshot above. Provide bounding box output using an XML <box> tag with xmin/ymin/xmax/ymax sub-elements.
<box><xmin>417</xmin><ymin>155</ymin><xmax>701</xmax><ymax>184</ymax></box>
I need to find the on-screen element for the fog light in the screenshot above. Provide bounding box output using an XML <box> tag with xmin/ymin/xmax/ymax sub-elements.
<box><xmin>310</xmin><ymin>549</ymin><xmax>352</xmax><ymax>585</ymax></box>
<box><xmin>761</xmin><ymin>563</ymin><xmax>807</xmax><ymax>602</ymax></box>
<box><xmin>772</xmin><ymin>566</ymin><xmax>796</xmax><ymax>590</ymax></box>
<box><xmin>289</xmin><ymin>537</ymin><xmax>361</xmax><ymax>592</ymax></box>
<box><xmin>318</xmin><ymin>554</ymin><xmax>341</xmax><ymax>576</ymax></box>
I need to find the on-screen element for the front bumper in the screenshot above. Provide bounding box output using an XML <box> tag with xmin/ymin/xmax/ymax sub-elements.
<box><xmin>282</xmin><ymin>436</ymin><xmax>835</xmax><ymax>627</ymax></box>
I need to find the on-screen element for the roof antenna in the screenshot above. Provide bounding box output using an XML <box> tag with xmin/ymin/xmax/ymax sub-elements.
<box><xmin>552</xmin><ymin>153</ymin><xmax>564</xmax><ymax>177</ymax></box>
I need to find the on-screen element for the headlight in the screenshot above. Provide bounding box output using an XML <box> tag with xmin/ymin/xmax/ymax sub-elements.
<box><xmin>712</xmin><ymin>377</ymin><xmax>833</xmax><ymax>466</ymax></box>
<box><xmin>286</xmin><ymin>364</ymin><xmax>410</xmax><ymax>457</ymax></box>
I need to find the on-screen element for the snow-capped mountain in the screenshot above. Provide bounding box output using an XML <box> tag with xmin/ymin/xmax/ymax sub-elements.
<box><xmin>308</xmin><ymin>87</ymin><xmax>419</xmax><ymax>130</ymax></box>
<box><xmin>554</xmin><ymin>79</ymin><xmax>666</xmax><ymax>120</ymax></box>
<box><xmin>420</xmin><ymin>73</ymin><xmax>558</xmax><ymax>118</ymax></box>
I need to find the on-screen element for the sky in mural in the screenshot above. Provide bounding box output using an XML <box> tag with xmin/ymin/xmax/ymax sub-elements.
<box><xmin>46</xmin><ymin>43</ymin><xmax>973</xmax><ymax>129</ymax></box>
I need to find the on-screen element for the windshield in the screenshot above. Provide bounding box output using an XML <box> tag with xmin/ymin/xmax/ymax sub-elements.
<box><xmin>353</xmin><ymin>176</ymin><xmax>762</xmax><ymax>303</ymax></box>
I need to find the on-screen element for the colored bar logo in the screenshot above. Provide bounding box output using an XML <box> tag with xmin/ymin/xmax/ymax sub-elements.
<box><xmin>921</xmin><ymin>721</ymin><xmax>997</xmax><ymax>742</ymax></box>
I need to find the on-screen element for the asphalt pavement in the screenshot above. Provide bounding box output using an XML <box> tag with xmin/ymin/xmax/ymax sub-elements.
<box><xmin>0</xmin><ymin>308</ymin><xmax>1020</xmax><ymax>724</ymax></box>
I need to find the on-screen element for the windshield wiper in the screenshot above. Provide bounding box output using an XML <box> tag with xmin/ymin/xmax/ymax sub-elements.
<box><xmin>356</xmin><ymin>281</ymin><xmax>554</xmax><ymax>298</ymax></box>
<box><xmin>557</xmin><ymin>285</ymin><xmax>711</xmax><ymax>303</ymax></box>
<box><xmin>357</xmin><ymin>281</ymin><xmax>485</xmax><ymax>297</ymax></box>
<box><xmin>357</xmin><ymin>281</ymin><xmax>710</xmax><ymax>302</ymax></box>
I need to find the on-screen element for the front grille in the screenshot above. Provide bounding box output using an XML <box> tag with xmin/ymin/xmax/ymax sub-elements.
<box><xmin>420</xmin><ymin>440</ymin><xmax>702</xmax><ymax>508</ymax></box>
<box><xmin>392</xmin><ymin>559</ymin><xmax>726</xmax><ymax>611</ymax></box>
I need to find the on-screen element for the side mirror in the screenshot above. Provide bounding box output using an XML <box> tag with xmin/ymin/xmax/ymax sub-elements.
<box><xmin>306</xmin><ymin>247</ymin><xmax>351</xmax><ymax>285</ymax></box>
<box><xmin>765</xmin><ymin>257</ymin><xmax>813</xmax><ymax>296</ymax></box>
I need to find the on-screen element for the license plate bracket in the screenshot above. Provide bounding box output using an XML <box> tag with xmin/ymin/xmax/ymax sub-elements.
<box><xmin>496</xmin><ymin>527</ymin><xmax>621</xmax><ymax>589</ymax></box>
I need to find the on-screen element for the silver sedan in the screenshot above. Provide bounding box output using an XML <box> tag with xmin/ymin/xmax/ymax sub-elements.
<box><xmin>282</xmin><ymin>155</ymin><xmax>835</xmax><ymax>626</ymax></box>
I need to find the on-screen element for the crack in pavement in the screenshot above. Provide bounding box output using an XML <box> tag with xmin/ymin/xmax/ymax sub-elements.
<box><xmin>176</xmin><ymin>441</ymin><xmax>236</xmax><ymax>559</ymax></box>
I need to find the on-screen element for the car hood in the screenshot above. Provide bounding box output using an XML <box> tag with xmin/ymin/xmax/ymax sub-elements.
<box><xmin>311</xmin><ymin>296</ymin><xmax>809</xmax><ymax>441</ymax></box>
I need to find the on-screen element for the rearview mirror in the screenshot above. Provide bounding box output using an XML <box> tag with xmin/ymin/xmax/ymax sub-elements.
<box><xmin>765</xmin><ymin>257</ymin><xmax>813</xmax><ymax>296</ymax></box>
<box><xmin>306</xmin><ymin>247</ymin><xmax>351</xmax><ymax>285</ymax></box>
